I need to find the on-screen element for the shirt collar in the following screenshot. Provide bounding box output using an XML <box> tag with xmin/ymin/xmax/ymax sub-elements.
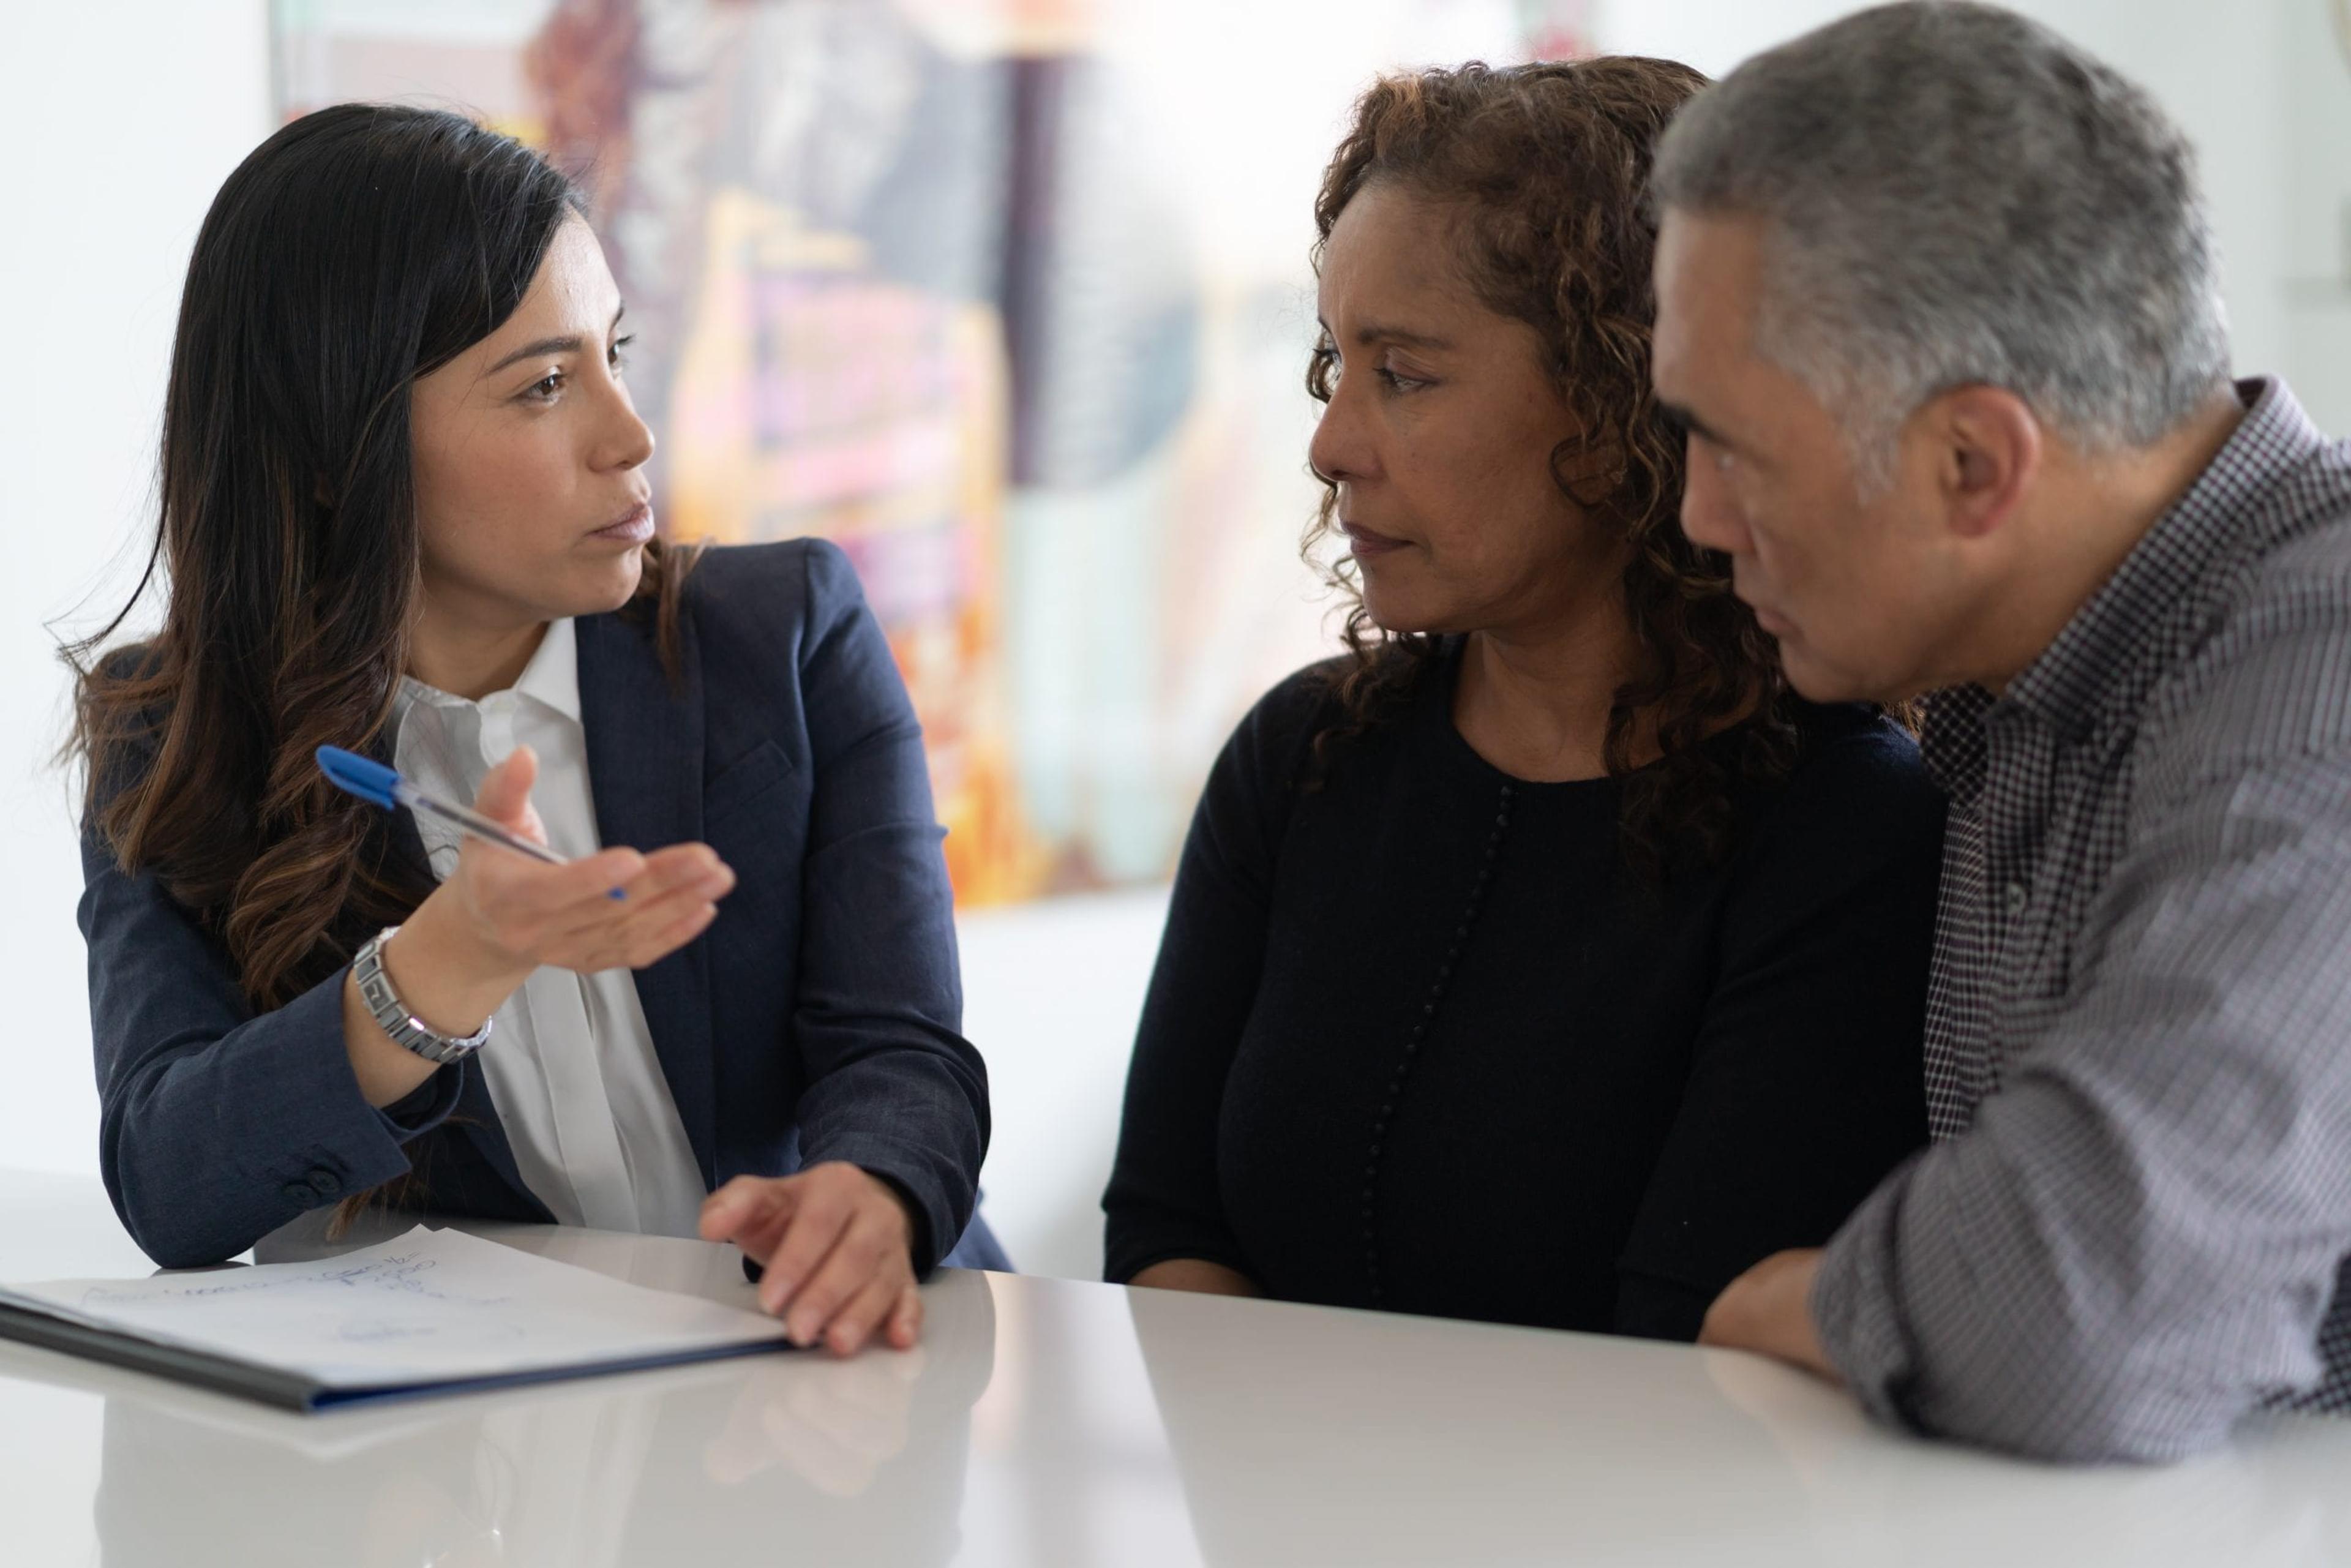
<box><xmin>2003</xmin><ymin>377</ymin><xmax>2325</xmax><ymax>741</ymax></box>
<box><xmin>396</xmin><ymin>617</ymin><xmax>583</xmax><ymax>726</ymax></box>
<box><xmin>511</xmin><ymin>617</ymin><xmax>582</xmax><ymax>724</ymax></box>
<box><xmin>1916</xmin><ymin>684</ymin><xmax>1998</xmax><ymax>804</ymax></box>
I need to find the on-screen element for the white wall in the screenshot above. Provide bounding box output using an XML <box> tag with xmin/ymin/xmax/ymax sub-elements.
<box><xmin>4</xmin><ymin>1</ymin><xmax>2345</xmax><ymax>1283</ymax></box>
<box><xmin>0</xmin><ymin>0</ymin><xmax>1152</xmax><ymax>1283</ymax></box>
<box><xmin>1599</xmin><ymin>0</ymin><xmax>2303</xmax><ymax>394</ymax></box>
<box><xmin>0</xmin><ymin>0</ymin><xmax>272</xmax><ymax>1177</ymax></box>
<box><xmin>2279</xmin><ymin>0</ymin><xmax>2351</xmax><ymax>431</ymax></box>
<box><xmin>958</xmin><ymin>888</ymin><xmax>1168</xmax><ymax>1280</ymax></box>
<box><xmin>1592</xmin><ymin>0</ymin><xmax>2351</xmax><ymax>456</ymax></box>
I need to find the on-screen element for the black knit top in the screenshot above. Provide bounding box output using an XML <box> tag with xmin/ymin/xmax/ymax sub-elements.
<box><xmin>1103</xmin><ymin>647</ymin><xmax>1943</xmax><ymax>1340</ymax></box>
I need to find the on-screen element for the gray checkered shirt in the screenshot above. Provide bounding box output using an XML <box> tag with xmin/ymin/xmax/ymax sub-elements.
<box><xmin>1811</xmin><ymin>378</ymin><xmax>2351</xmax><ymax>1463</ymax></box>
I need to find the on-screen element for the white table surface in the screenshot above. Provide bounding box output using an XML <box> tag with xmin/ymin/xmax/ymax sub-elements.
<box><xmin>3</xmin><ymin>1169</ymin><xmax>2349</xmax><ymax>1567</ymax></box>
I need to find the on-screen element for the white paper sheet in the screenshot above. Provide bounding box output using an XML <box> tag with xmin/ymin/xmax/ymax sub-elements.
<box><xmin>0</xmin><ymin>1226</ymin><xmax>790</xmax><ymax>1389</ymax></box>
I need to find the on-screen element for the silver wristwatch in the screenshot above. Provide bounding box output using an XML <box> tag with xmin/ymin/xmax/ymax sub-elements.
<box><xmin>353</xmin><ymin>927</ymin><xmax>493</xmax><ymax>1065</ymax></box>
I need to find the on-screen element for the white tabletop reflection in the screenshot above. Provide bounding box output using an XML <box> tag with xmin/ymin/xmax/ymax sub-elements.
<box><xmin>4</xmin><ymin>1169</ymin><xmax>2349</xmax><ymax>1567</ymax></box>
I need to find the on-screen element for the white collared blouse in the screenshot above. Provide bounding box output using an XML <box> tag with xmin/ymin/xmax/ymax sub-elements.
<box><xmin>391</xmin><ymin>617</ymin><xmax>707</xmax><ymax>1237</ymax></box>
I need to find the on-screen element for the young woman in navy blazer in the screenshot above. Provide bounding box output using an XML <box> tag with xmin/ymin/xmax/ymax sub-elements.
<box><xmin>71</xmin><ymin>105</ymin><xmax>997</xmax><ymax>1357</ymax></box>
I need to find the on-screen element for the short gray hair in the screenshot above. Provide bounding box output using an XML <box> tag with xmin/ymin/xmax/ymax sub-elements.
<box><xmin>1651</xmin><ymin>1</ymin><xmax>2230</xmax><ymax>479</ymax></box>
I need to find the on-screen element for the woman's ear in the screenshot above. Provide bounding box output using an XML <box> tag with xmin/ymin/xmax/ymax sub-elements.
<box><xmin>1553</xmin><ymin>434</ymin><xmax>1628</xmax><ymax>510</ymax></box>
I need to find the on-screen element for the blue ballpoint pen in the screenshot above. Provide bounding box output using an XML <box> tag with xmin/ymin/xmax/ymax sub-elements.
<box><xmin>316</xmin><ymin>745</ymin><xmax>625</xmax><ymax>896</ymax></box>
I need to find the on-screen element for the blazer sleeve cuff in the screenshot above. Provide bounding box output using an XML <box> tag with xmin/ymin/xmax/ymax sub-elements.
<box><xmin>818</xmin><ymin>1142</ymin><xmax>964</xmax><ymax>1288</ymax></box>
<box><xmin>108</xmin><ymin>964</ymin><xmax>454</xmax><ymax>1269</ymax></box>
<box><xmin>806</xmin><ymin>1132</ymin><xmax>967</xmax><ymax>1278</ymax></box>
<box><xmin>375</xmin><ymin>1059</ymin><xmax>465</xmax><ymax>1139</ymax></box>
<box><xmin>235</xmin><ymin>966</ymin><xmax>444</xmax><ymax>1214</ymax></box>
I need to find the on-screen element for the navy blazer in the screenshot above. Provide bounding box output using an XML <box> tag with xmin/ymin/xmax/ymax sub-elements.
<box><xmin>81</xmin><ymin>540</ymin><xmax>996</xmax><ymax>1274</ymax></box>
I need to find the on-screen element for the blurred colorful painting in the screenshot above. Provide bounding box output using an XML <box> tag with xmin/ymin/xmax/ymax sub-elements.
<box><xmin>273</xmin><ymin>0</ymin><xmax>1591</xmax><ymax>903</ymax></box>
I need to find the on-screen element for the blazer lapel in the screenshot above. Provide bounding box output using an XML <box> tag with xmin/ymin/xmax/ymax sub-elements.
<box><xmin>575</xmin><ymin>607</ymin><xmax>720</xmax><ymax>1187</ymax></box>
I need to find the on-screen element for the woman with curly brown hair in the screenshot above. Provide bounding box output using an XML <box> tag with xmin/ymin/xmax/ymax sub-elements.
<box><xmin>1101</xmin><ymin>57</ymin><xmax>1943</xmax><ymax>1340</ymax></box>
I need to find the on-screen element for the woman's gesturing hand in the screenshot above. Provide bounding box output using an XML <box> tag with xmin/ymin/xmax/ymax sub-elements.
<box><xmin>700</xmin><ymin>1163</ymin><xmax>924</xmax><ymax>1357</ymax></box>
<box><xmin>345</xmin><ymin>745</ymin><xmax>737</xmax><ymax>1107</ymax></box>
<box><xmin>440</xmin><ymin>745</ymin><xmax>736</xmax><ymax>979</ymax></box>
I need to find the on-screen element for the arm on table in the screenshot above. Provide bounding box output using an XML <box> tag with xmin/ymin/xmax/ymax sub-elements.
<box><xmin>1101</xmin><ymin>679</ymin><xmax>1315</xmax><ymax>1291</ymax></box>
<box><xmin>700</xmin><ymin>541</ymin><xmax>988</xmax><ymax>1355</ymax></box>
<box><xmin>1700</xmin><ymin>1248</ymin><xmax>1834</xmax><ymax>1376</ymax></box>
<box><xmin>82</xmin><ymin>815</ymin><xmax>465</xmax><ymax>1269</ymax></box>
<box><xmin>775</xmin><ymin>540</ymin><xmax>991</xmax><ymax>1278</ymax></box>
<box><xmin>1805</xmin><ymin>751</ymin><xmax>2351</xmax><ymax>1461</ymax></box>
<box><xmin>1129</xmin><ymin>1259</ymin><xmax>1264</xmax><ymax>1297</ymax></box>
<box><xmin>1615</xmin><ymin>718</ymin><xmax>1941</xmax><ymax>1341</ymax></box>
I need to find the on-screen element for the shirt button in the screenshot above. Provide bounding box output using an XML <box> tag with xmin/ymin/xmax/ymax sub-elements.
<box><xmin>2005</xmin><ymin>881</ymin><xmax>2029</xmax><ymax>916</ymax></box>
<box><xmin>281</xmin><ymin>1182</ymin><xmax>313</xmax><ymax>1205</ymax></box>
<box><xmin>306</xmin><ymin>1169</ymin><xmax>343</xmax><ymax>1198</ymax></box>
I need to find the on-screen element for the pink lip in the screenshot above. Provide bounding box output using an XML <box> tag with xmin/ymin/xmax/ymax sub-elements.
<box><xmin>1341</xmin><ymin>522</ymin><xmax>1409</xmax><ymax>558</ymax></box>
<box><xmin>592</xmin><ymin>501</ymin><xmax>655</xmax><ymax>544</ymax></box>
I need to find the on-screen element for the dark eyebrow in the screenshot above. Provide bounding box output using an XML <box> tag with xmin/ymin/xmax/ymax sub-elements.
<box><xmin>1316</xmin><ymin>317</ymin><xmax>1455</xmax><ymax>353</ymax></box>
<box><xmin>486</xmin><ymin>302</ymin><xmax>628</xmax><ymax>377</ymax></box>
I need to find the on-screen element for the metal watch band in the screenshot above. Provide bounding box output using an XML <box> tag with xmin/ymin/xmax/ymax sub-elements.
<box><xmin>353</xmin><ymin>926</ymin><xmax>492</xmax><ymax>1065</ymax></box>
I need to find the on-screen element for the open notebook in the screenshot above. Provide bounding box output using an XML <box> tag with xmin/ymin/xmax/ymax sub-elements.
<box><xmin>0</xmin><ymin>1226</ymin><xmax>793</xmax><ymax>1411</ymax></box>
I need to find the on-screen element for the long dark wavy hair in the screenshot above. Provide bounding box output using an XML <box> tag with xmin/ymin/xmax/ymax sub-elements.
<box><xmin>1305</xmin><ymin>58</ymin><xmax>1796</xmax><ymax>875</ymax></box>
<box><xmin>67</xmin><ymin>103</ymin><xmax>697</xmax><ymax>1019</ymax></box>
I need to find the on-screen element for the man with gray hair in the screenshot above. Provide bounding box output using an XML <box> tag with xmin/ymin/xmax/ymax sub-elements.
<box><xmin>1648</xmin><ymin>0</ymin><xmax>2351</xmax><ymax>1461</ymax></box>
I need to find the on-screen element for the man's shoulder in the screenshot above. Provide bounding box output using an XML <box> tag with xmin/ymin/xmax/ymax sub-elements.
<box><xmin>2238</xmin><ymin>494</ymin><xmax>2351</xmax><ymax>608</ymax></box>
<box><xmin>2138</xmin><ymin>493</ymin><xmax>2351</xmax><ymax>796</ymax></box>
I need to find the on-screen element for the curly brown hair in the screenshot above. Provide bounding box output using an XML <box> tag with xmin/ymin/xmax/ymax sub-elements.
<box><xmin>1304</xmin><ymin>57</ymin><xmax>1796</xmax><ymax>876</ymax></box>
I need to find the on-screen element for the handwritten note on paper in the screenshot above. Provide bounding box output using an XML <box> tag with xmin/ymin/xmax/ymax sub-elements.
<box><xmin>0</xmin><ymin>1226</ymin><xmax>790</xmax><ymax>1391</ymax></box>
